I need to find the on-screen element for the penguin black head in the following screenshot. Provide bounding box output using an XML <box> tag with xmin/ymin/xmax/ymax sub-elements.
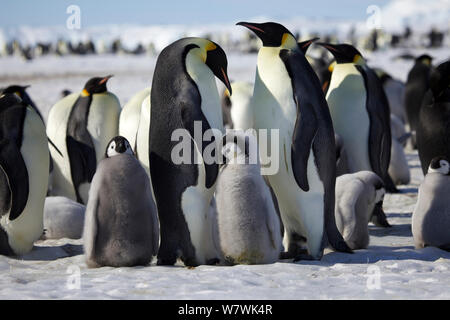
<box><xmin>82</xmin><ymin>75</ymin><xmax>113</xmax><ymax>96</ymax></box>
<box><xmin>415</xmin><ymin>54</ymin><xmax>433</xmax><ymax>66</ymax></box>
<box><xmin>203</xmin><ymin>42</ymin><xmax>232</xmax><ymax>95</ymax></box>
<box><xmin>236</xmin><ymin>22</ymin><xmax>298</xmax><ymax>49</ymax></box>
<box><xmin>1</xmin><ymin>85</ymin><xmax>30</xmax><ymax>100</ymax></box>
<box><xmin>105</xmin><ymin>136</ymin><xmax>134</xmax><ymax>158</ymax></box>
<box><xmin>429</xmin><ymin>156</ymin><xmax>450</xmax><ymax>175</ymax></box>
<box><xmin>429</xmin><ymin>60</ymin><xmax>450</xmax><ymax>100</ymax></box>
<box><xmin>298</xmin><ymin>37</ymin><xmax>320</xmax><ymax>54</ymax></box>
<box><xmin>0</xmin><ymin>93</ymin><xmax>22</xmax><ymax>111</ymax></box>
<box><xmin>316</xmin><ymin>43</ymin><xmax>364</xmax><ymax>64</ymax></box>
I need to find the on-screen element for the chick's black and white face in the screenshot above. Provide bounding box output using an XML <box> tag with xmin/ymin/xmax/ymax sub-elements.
<box><xmin>429</xmin><ymin>157</ymin><xmax>450</xmax><ymax>175</ymax></box>
<box><xmin>106</xmin><ymin>136</ymin><xmax>134</xmax><ymax>158</ymax></box>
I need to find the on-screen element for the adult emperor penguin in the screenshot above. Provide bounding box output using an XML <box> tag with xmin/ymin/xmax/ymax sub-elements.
<box><xmin>1</xmin><ymin>85</ymin><xmax>43</xmax><ymax>121</ymax></box>
<box><xmin>149</xmin><ymin>37</ymin><xmax>232</xmax><ymax>266</ymax></box>
<box><xmin>416</xmin><ymin>60</ymin><xmax>450</xmax><ymax>175</ymax></box>
<box><xmin>318</xmin><ymin>42</ymin><xmax>398</xmax><ymax>195</ymax></box>
<box><xmin>84</xmin><ymin>136</ymin><xmax>159</xmax><ymax>267</ymax></box>
<box><xmin>47</xmin><ymin>76</ymin><xmax>121</xmax><ymax>204</ymax></box>
<box><xmin>413</xmin><ymin>156</ymin><xmax>450</xmax><ymax>250</ymax></box>
<box><xmin>236</xmin><ymin>22</ymin><xmax>351</xmax><ymax>260</ymax></box>
<box><xmin>118</xmin><ymin>87</ymin><xmax>151</xmax><ymax>151</ymax></box>
<box><xmin>216</xmin><ymin>131</ymin><xmax>282</xmax><ymax>264</ymax></box>
<box><xmin>0</xmin><ymin>94</ymin><xmax>49</xmax><ymax>255</ymax></box>
<box><xmin>404</xmin><ymin>54</ymin><xmax>433</xmax><ymax>148</ymax></box>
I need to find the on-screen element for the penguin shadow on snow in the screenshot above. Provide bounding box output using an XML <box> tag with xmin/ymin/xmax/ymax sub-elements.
<box><xmin>15</xmin><ymin>242</ymin><xmax>84</xmax><ymax>261</ymax></box>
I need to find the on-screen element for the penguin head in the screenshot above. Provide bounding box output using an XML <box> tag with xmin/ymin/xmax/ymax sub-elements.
<box><xmin>298</xmin><ymin>37</ymin><xmax>320</xmax><ymax>55</ymax></box>
<box><xmin>105</xmin><ymin>136</ymin><xmax>134</xmax><ymax>158</ymax></box>
<box><xmin>185</xmin><ymin>38</ymin><xmax>232</xmax><ymax>95</ymax></box>
<box><xmin>82</xmin><ymin>75</ymin><xmax>113</xmax><ymax>96</ymax></box>
<box><xmin>429</xmin><ymin>156</ymin><xmax>450</xmax><ymax>175</ymax></box>
<box><xmin>415</xmin><ymin>54</ymin><xmax>433</xmax><ymax>66</ymax></box>
<box><xmin>236</xmin><ymin>22</ymin><xmax>298</xmax><ymax>50</ymax></box>
<box><xmin>316</xmin><ymin>43</ymin><xmax>365</xmax><ymax>65</ymax></box>
<box><xmin>1</xmin><ymin>85</ymin><xmax>30</xmax><ymax>100</ymax></box>
<box><xmin>429</xmin><ymin>60</ymin><xmax>450</xmax><ymax>100</ymax></box>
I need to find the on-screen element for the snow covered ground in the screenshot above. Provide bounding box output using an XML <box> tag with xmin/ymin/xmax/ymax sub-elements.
<box><xmin>0</xmin><ymin>48</ymin><xmax>450</xmax><ymax>299</ymax></box>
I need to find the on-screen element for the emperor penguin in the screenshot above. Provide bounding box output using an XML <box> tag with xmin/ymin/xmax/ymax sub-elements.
<box><xmin>416</xmin><ymin>60</ymin><xmax>450</xmax><ymax>175</ymax></box>
<box><xmin>374</xmin><ymin>69</ymin><xmax>407</xmax><ymax>124</ymax></box>
<box><xmin>135</xmin><ymin>93</ymin><xmax>151</xmax><ymax>177</ymax></box>
<box><xmin>335</xmin><ymin>171</ymin><xmax>385</xmax><ymax>250</ymax></box>
<box><xmin>118</xmin><ymin>87</ymin><xmax>151</xmax><ymax>152</ymax></box>
<box><xmin>236</xmin><ymin>22</ymin><xmax>351</xmax><ymax>260</ymax></box>
<box><xmin>42</xmin><ymin>196</ymin><xmax>85</xmax><ymax>240</ymax></box>
<box><xmin>404</xmin><ymin>54</ymin><xmax>433</xmax><ymax>148</ymax></box>
<box><xmin>0</xmin><ymin>94</ymin><xmax>49</xmax><ymax>256</ymax></box>
<box><xmin>84</xmin><ymin>136</ymin><xmax>159</xmax><ymax>268</ymax></box>
<box><xmin>221</xmin><ymin>81</ymin><xmax>254</xmax><ymax>130</ymax></box>
<box><xmin>215</xmin><ymin>131</ymin><xmax>282</xmax><ymax>264</ymax></box>
<box><xmin>149</xmin><ymin>37</ymin><xmax>232</xmax><ymax>266</ymax></box>
<box><xmin>1</xmin><ymin>85</ymin><xmax>43</xmax><ymax>121</ymax></box>
<box><xmin>318</xmin><ymin>42</ymin><xmax>398</xmax><ymax>195</ymax></box>
<box><xmin>413</xmin><ymin>156</ymin><xmax>450</xmax><ymax>251</ymax></box>
<box><xmin>47</xmin><ymin>76</ymin><xmax>121</xmax><ymax>204</ymax></box>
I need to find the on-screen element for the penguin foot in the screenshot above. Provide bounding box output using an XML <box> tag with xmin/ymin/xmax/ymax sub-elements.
<box><xmin>206</xmin><ymin>258</ymin><xmax>220</xmax><ymax>265</ymax></box>
<box><xmin>370</xmin><ymin>213</ymin><xmax>392</xmax><ymax>228</ymax></box>
<box><xmin>156</xmin><ymin>258</ymin><xmax>177</xmax><ymax>266</ymax></box>
<box><xmin>293</xmin><ymin>253</ymin><xmax>316</xmax><ymax>262</ymax></box>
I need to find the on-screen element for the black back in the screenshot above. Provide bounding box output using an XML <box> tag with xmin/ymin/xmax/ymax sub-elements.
<box><xmin>356</xmin><ymin>65</ymin><xmax>398</xmax><ymax>193</ymax></box>
<box><xmin>417</xmin><ymin>61</ymin><xmax>450</xmax><ymax>174</ymax></box>
<box><xmin>1</xmin><ymin>86</ymin><xmax>43</xmax><ymax>121</ymax></box>
<box><xmin>279</xmin><ymin>48</ymin><xmax>351</xmax><ymax>254</ymax></box>
<box><xmin>0</xmin><ymin>94</ymin><xmax>30</xmax><ymax>221</ymax></box>
<box><xmin>149</xmin><ymin>38</ymin><xmax>220</xmax><ymax>266</ymax></box>
<box><xmin>404</xmin><ymin>59</ymin><xmax>432</xmax><ymax>146</ymax></box>
<box><xmin>66</xmin><ymin>95</ymin><xmax>97</xmax><ymax>204</ymax></box>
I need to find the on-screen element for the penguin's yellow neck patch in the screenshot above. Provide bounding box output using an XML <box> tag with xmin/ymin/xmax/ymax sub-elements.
<box><xmin>353</xmin><ymin>54</ymin><xmax>365</xmax><ymax>65</ymax></box>
<box><xmin>328</xmin><ymin>61</ymin><xmax>336</xmax><ymax>72</ymax></box>
<box><xmin>281</xmin><ymin>33</ymin><xmax>297</xmax><ymax>50</ymax></box>
<box><xmin>200</xmin><ymin>41</ymin><xmax>217</xmax><ymax>63</ymax></box>
<box><xmin>81</xmin><ymin>89</ymin><xmax>90</xmax><ymax>97</ymax></box>
<box><xmin>421</xmin><ymin>58</ymin><xmax>431</xmax><ymax>66</ymax></box>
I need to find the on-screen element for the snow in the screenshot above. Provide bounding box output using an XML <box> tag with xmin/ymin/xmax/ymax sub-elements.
<box><xmin>1</xmin><ymin>46</ymin><xmax>450</xmax><ymax>299</ymax></box>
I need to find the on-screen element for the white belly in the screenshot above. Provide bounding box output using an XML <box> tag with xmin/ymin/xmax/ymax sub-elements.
<box><xmin>47</xmin><ymin>93</ymin><xmax>78</xmax><ymax>200</ymax></box>
<box><xmin>87</xmin><ymin>92</ymin><xmax>121</xmax><ymax>165</ymax></box>
<box><xmin>326</xmin><ymin>63</ymin><xmax>371</xmax><ymax>172</ymax></box>
<box><xmin>1</xmin><ymin>107</ymin><xmax>49</xmax><ymax>254</ymax></box>
<box><xmin>252</xmin><ymin>47</ymin><xmax>325</xmax><ymax>258</ymax></box>
<box><xmin>136</xmin><ymin>95</ymin><xmax>151</xmax><ymax>176</ymax></box>
<box><xmin>119</xmin><ymin>87</ymin><xmax>151</xmax><ymax>149</ymax></box>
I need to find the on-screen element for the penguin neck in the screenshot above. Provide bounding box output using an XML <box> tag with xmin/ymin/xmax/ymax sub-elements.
<box><xmin>185</xmin><ymin>51</ymin><xmax>224</xmax><ymax>132</ymax></box>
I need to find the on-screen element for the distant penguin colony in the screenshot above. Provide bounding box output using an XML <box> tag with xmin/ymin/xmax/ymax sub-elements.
<box><xmin>1</xmin><ymin>20</ymin><xmax>449</xmax><ymax>269</ymax></box>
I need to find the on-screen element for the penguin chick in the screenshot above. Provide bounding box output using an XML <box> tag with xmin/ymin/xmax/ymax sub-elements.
<box><xmin>413</xmin><ymin>156</ymin><xmax>450</xmax><ymax>251</ymax></box>
<box><xmin>335</xmin><ymin>171</ymin><xmax>385</xmax><ymax>250</ymax></box>
<box><xmin>215</xmin><ymin>131</ymin><xmax>282</xmax><ymax>264</ymax></box>
<box><xmin>42</xmin><ymin>196</ymin><xmax>85</xmax><ymax>240</ymax></box>
<box><xmin>83</xmin><ymin>136</ymin><xmax>159</xmax><ymax>268</ymax></box>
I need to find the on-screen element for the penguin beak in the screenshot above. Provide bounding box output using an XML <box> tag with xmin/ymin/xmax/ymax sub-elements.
<box><xmin>99</xmin><ymin>75</ymin><xmax>113</xmax><ymax>85</ymax></box>
<box><xmin>116</xmin><ymin>139</ymin><xmax>126</xmax><ymax>153</ymax></box>
<box><xmin>205</xmin><ymin>46</ymin><xmax>232</xmax><ymax>95</ymax></box>
<box><xmin>298</xmin><ymin>37</ymin><xmax>319</xmax><ymax>54</ymax></box>
<box><xmin>236</xmin><ymin>22</ymin><xmax>267</xmax><ymax>44</ymax></box>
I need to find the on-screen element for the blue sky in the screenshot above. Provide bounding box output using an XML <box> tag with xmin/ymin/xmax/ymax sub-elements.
<box><xmin>1</xmin><ymin>0</ymin><xmax>391</xmax><ymax>27</ymax></box>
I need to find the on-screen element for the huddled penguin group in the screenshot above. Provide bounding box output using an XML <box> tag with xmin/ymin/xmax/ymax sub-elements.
<box><xmin>0</xmin><ymin>21</ymin><xmax>449</xmax><ymax>268</ymax></box>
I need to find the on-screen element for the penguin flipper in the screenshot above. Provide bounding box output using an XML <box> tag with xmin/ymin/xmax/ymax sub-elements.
<box><xmin>180</xmin><ymin>101</ymin><xmax>219</xmax><ymax>189</ymax></box>
<box><xmin>0</xmin><ymin>139</ymin><xmax>29</xmax><ymax>221</ymax></box>
<box><xmin>280</xmin><ymin>49</ymin><xmax>320</xmax><ymax>192</ymax></box>
<box><xmin>357</xmin><ymin>65</ymin><xmax>396</xmax><ymax>192</ymax></box>
<box><xmin>66</xmin><ymin>136</ymin><xmax>97</xmax><ymax>203</ymax></box>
